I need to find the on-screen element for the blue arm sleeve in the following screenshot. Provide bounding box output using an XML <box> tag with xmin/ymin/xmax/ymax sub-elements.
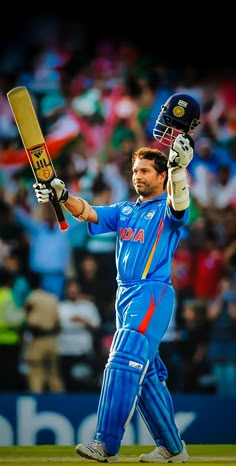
<box><xmin>166</xmin><ymin>204</ymin><xmax>189</xmax><ymax>227</ymax></box>
<box><xmin>88</xmin><ymin>204</ymin><xmax>120</xmax><ymax>235</ymax></box>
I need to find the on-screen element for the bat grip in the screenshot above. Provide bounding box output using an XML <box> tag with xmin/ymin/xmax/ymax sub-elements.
<box><xmin>50</xmin><ymin>196</ymin><xmax>68</xmax><ymax>232</ymax></box>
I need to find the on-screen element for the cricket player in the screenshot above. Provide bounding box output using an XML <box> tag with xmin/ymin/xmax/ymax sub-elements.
<box><xmin>33</xmin><ymin>93</ymin><xmax>200</xmax><ymax>463</ymax></box>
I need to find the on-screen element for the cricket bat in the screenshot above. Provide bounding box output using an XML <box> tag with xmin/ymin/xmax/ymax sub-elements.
<box><xmin>7</xmin><ymin>86</ymin><xmax>68</xmax><ymax>232</ymax></box>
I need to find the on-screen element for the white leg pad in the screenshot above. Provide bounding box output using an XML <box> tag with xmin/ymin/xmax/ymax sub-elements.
<box><xmin>168</xmin><ymin>167</ymin><xmax>190</xmax><ymax>211</ymax></box>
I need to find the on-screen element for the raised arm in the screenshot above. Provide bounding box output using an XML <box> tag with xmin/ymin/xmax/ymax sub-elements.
<box><xmin>33</xmin><ymin>179</ymin><xmax>98</xmax><ymax>224</ymax></box>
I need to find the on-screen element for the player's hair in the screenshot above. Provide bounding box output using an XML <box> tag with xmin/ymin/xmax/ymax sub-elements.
<box><xmin>132</xmin><ymin>147</ymin><xmax>168</xmax><ymax>188</ymax></box>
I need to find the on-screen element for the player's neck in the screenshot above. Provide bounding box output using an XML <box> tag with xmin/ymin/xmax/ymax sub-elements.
<box><xmin>140</xmin><ymin>188</ymin><xmax>166</xmax><ymax>202</ymax></box>
<box><xmin>140</xmin><ymin>193</ymin><xmax>165</xmax><ymax>202</ymax></box>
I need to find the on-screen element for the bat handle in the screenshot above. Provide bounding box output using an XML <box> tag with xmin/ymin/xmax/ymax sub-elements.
<box><xmin>50</xmin><ymin>197</ymin><xmax>69</xmax><ymax>231</ymax></box>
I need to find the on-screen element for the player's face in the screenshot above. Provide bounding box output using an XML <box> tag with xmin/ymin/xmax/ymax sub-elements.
<box><xmin>132</xmin><ymin>158</ymin><xmax>166</xmax><ymax>200</ymax></box>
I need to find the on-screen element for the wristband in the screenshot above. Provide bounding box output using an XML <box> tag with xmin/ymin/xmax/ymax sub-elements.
<box><xmin>73</xmin><ymin>198</ymin><xmax>91</xmax><ymax>221</ymax></box>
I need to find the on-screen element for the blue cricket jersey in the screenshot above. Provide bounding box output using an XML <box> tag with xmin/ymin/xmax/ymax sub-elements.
<box><xmin>89</xmin><ymin>193</ymin><xmax>189</xmax><ymax>357</ymax></box>
<box><xmin>88</xmin><ymin>193</ymin><xmax>188</xmax><ymax>285</ymax></box>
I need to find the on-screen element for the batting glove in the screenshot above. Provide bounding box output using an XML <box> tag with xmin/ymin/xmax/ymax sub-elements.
<box><xmin>168</xmin><ymin>133</ymin><xmax>194</xmax><ymax>169</ymax></box>
<box><xmin>33</xmin><ymin>183</ymin><xmax>52</xmax><ymax>204</ymax></box>
<box><xmin>50</xmin><ymin>178</ymin><xmax>69</xmax><ymax>203</ymax></box>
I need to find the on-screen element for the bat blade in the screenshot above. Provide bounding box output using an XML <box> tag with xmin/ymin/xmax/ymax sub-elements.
<box><xmin>7</xmin><ymin>86</ymin><xmax>68</xmax><ymax>232</ymax></box>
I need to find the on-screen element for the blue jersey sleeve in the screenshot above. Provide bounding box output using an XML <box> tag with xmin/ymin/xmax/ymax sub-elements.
<box><xmin>88</xmin><ymin>204</ymin><xmax>120</xmax><ymax>235</ymax></box>
<box><xmin>166</xmin><ymin>203</ymin><xmax>189</xmax><ymax>227</ymax></box>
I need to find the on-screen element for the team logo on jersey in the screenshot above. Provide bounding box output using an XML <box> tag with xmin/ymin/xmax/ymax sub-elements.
<box><xmin>120</xmin><ymin>227</ymin><xmax>144</xmax><ymax>242</ymax></box>
<box><xmin>144</xmin><ymin>210</ymin><xmax>155</xmax><ymax>220</ymax></box>
<box><xmin>121</xmin><ymin>206</ymin><xmax>133</xmax><ymax>215</ymax></box>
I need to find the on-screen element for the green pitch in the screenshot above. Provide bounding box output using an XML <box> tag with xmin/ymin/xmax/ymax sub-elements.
<box><xmin>0</xmin><ymin>445</ymin><xmax>236</xmax><ymax>465</ymax></box>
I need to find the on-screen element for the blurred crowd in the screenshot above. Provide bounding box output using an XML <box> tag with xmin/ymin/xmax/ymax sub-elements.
<box><xmin>0</xmin><ymin>14</ymin><xmax>236</xmax><ymax>396</ymax></box>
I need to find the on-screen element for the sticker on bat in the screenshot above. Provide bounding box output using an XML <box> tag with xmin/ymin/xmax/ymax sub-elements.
<box><xmin>27</xmin><ymin>143</ymin><xmax>54</xmax><ymax>181</ymax></box>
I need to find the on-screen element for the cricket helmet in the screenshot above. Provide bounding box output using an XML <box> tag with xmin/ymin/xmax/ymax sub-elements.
<box><xmin>153</xmin><ymin>93</ymin><xmax>201</xmax><ymax>147</ymax></box>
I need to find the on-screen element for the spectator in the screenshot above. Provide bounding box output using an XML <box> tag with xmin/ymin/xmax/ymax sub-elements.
<box><xmin>3</xmin><ymin>251</ymin><xmax>30</xmax><ymax>307</ymax></box>
<box><xmin>58</xmin><ymin>277</ymin><xmax>101</xmax><ymax>391</ymax></box>
<box><xmin>207</xmin><ymin>275</ymin><xmax>236</xmax><ymax>395</ymax></box>
<box><xmin>0</xmin><ymin>200</ymin><xmax>28</xmax><ymax>273</ymax></box>
<box><xmin>188</xmin><ymin>136</ymin><xmax>222</xmax><ymax>210</ymax></box>
<box><xmin>177</xmin><ymin>299</ymin><xmax>214</xmax><ymax>393</ymax></box>
<box><xmin>21</xmin><ymin>273</ymin><xmax>64</xmax><ymax>393</ymax></box>
<box><xmin>210</xmin><ymin>164</ymin><xmax>236</xmax><ymax>209</ymax></box>
<box><xmin>13</xmin><ymin>202</ymin><xmax>72</xmax><ymax>299</ymax></box>
<box><xmin>0</xmin><ymin>267</ymin><xmax>25</xmax><ymax>391</ymax></box>
<box><xmin>192</xmin><ymin>230</ymin><xmax>225</xmax><ymax>304</ymax></box>
<box><xmin>78</xmin><ymin>253</ymin><xmax>116</xmax><ymax>322</ymax></box>
<box><xmin>171</xmin><ymin>231</ymin><xmax>195</xmax><ymax>328</ymax></box>
<box><xmin>84</xmin><ymin>174</ymin><xmax>117</xmax><ymax>297</ymax></box>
